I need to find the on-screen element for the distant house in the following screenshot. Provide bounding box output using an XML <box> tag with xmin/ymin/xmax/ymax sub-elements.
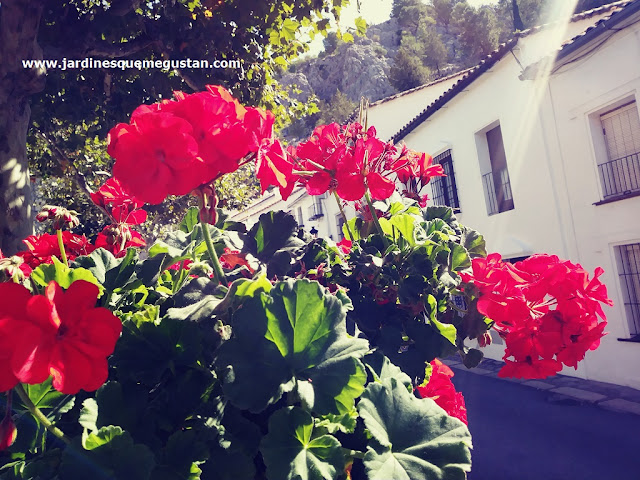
<box><xmin>234</xmin><ymin>1</ymin><xmax>640</xmax><ymax>389</ymax></box>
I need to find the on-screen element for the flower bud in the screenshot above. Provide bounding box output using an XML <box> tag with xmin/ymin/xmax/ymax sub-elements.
<box><xmin>0</xmin><ymin>255</ymin><xmax>27</xmax><ymax>284</ymax></box>
<box><xmin>187</xmin><ymin>262</ymin><xmax>214</xmax><ymax>277</ymax></box>
<box><xmin>193</xmin><ymin>183</ymin><xmax>219</xmax><ymax>225</ymax></box>
<box><xmin>36</xmin><ymin>205</ymin><xmax>80</xmax><ymax>230</ymax></box>
<box><xmin>0</xmin><ymin>413</ymin><xmax>17</xmax><ymax>451</ymax></box>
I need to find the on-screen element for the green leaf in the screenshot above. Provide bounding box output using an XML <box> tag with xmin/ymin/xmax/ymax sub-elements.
<box><xmin>73</xmin><ymin>247</ymin><xmax>137</xmax><ymax>292</ymax></box>
<box><xmin>449</xmin><ymin>243</ymin><xmax>471</xmax><ymax>272</ymax></box>
<box><xmin>463</xmin><ymin>348</ymin><xmax>484</xmax><ymax>369</ymax></box>
<box><xmin>281</xmin><ymin>18</ymin><xmax>299</xmax><ymax>41</ymax></box>
<box><xmin>390</xmin><ymin>214</ymin><xmax>417</xmax><ymax>246</ymax></box>
<box><xmin>461</xmin><ymin>227</ymin><xmax>487</xmax><ymax>259</ymax></box>
<box><xmin>314</xmin><ymin>409</ymin><xmax>358</xmax><ymax>435</ymax></box>
<box><xmin>245</xmin><ymin>211</ymin><xmax>306</xmax><ymax>278</ymax></box>
<box><xmin>60</xmin><ymin>426</ymin><xmax>155</xmax><ymax>480</ymax></box>
<box><xmin>363</xmin><ymin>352</ymin><xmax>412</xmax><ymax>390</ymax></box>
<box><xmin>179</xmin><ymin>207</ymin><xmax>200</xmax><ymax>235</ymax></box>
<box><xmin>79</xmin><ymin>398</ymin><xmax>98</xmax><ymax>432</ymax></box>
<box><xmin>215</xmin><ymin>279</ymin><xmax>369</xmax><ymax>414</ymax></box>
<box><xmin>358</xmin><ymin>377</ymin><xmax>472</xmax><ymax>480</ymax></box>
<box><xmin>114</xmin><ymin>309</ymin><xmax>202</xmax><ymax>385</ymax></box>
<box><xmin>342</xmin><ymin>32</ymin><xmax>354</xmax><ymax>43</ymax></box>
<box><xmin>354</xmin><ymin>16</ymin><xmax>367</xmax><ymax>36</ymax></box>
<box><xmin>20</xmin><ymin>378</ymin><xmax>75</xmax><ymax>419</ymax></box>
<box><xmin>260</xmin><ymin>407</ymin><xmax>344</xmax><ymax>480</ymax></box>
<box><xmin>31</xmin><ymin>256</ymin><xmax>104</xmax><ymax>296</ymax></box>
<box><xmin>153</xmin><ymin>430</ymin><xmax>209</xmax><ymax>480</ymax></box>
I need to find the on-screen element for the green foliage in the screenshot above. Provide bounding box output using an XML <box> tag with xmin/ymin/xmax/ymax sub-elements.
<box><xmin>359</xmin><ymin>377</ymin><xmax>472</xmax><ymax>479</ymax></box>
<box><xmin>317</xmin><ymin>90</ymin><xmax>358</xmax><ymax>126</ymax></box>
<box><xmin>389</xmin><ymin>47</ymin><xmax>431</xmax><ymax>91</ymax></box>
<box><xmin>452</xmin><ymin>2</ymin><xmax>500</xmax><ymax>64</ymax></box>
<box><xmin>2</xmin><ymin>202</ymin><xmax>485</xmax><ymax>480</ymax></box>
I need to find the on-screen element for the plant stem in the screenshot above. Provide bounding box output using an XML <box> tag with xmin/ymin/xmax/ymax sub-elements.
<box><xmin>56</xmin><ymin>229</ymin><xmax>68</xmax><ymax>267</ymax></box>
<box><xmin>333</xmin><ymin>192</ymin><xmax>354</xmax><ymax>243</ymax></box>
<box><xmin>200</xmin><ymin>216</ymin><xmax>228</xmax><ymax>287</ymax></box>
<box><xmin>14</xmin><ymin>384</ymin><xmax>71</xmax><ymax>445</ymax></box>
<box><xmin>364</xmin><ymin>191</ymin><xmax>387</xmax><ymax>245</ymax></box>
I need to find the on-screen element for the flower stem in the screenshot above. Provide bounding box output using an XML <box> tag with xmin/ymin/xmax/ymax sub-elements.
<box><xmin>364</xmin><ymin>190</ymin><xmax>387</xmax><ymax>245</ymax></box>
<box><xmin>56</xmin><ymin>229</ymin><xmax>68</xmax><ymax>267</ymax></box>
<box><xmin>200</xmin><ymin>216</ymin><xmax>228</xmax><ymax>287</ymax></box>
<box><xmin>333</xmin><ymin>192</ymin><xmax>354</xmax><ymax>243</ymax></box>
<box><xmin>14</xmin><ymin>384</ymin><xmax>71</xmax><ymax>445</ymax></box>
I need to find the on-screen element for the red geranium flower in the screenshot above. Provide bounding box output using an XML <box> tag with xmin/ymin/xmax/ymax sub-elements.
<box><xmin>416</xmin><ymin>359</ymin><xmax>468</xmax><ymax>425</ymax></box>
<box><xmin>0</xmin><ymin>281</ymin><xmax>122</xmax><ymax>394</ymax></box>
<box><xmin>256</xmin><ymin>138</ymin><xmax>296</xmax><ymax>200</ymax></box>
<box><xmin>463</xmin><ymin>253</ymin><xmax>612</xmax><ymax>379</ymax></box>
<box><xmin>16</xmin><ymin>232</ymin><xmax>96</xmax><ymax>269</ymax></box>
<box><xmin>109</xmin><ymin>110</ymin><xmax>208</xmax><ymax>204</ymax></box>
<box><xmin>91</xmin><ymin>177</ymin><xmax>147</xmax><ymax>225</ymax></box>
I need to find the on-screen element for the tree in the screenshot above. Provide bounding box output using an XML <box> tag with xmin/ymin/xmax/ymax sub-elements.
<box><xmin>432</xmin><ymin>0</ymin><xmax>455</xmax><ymax>28</ymax></box>
<box><xmin>0</xmin><ymin>0</ymin><xmax>351</xmax><ymax>254</ymax></box>
<box><xmin>317</xmin><ymin>90</ymin><xmax>357</xmax><ymax>125</ymax></box>
<box><xmin>392</xmin><ymin>0</ymin><xmax>433</xmax><ymax>35</ymax></box>
<box><xmin>451</xmin><ymin>2</ymin><xmax>500</xmax><ymax>64</ymax></box>
<box><xmin>389</xmin><ymin>47</ymin><xmax>431</xmax><ymax>92</ymax></box>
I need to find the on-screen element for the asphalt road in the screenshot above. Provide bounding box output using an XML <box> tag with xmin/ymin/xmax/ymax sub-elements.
<box><xmin>452</xmin><ymin>369</ymin><xmax>640</xmax><ymax>480</ymax></box>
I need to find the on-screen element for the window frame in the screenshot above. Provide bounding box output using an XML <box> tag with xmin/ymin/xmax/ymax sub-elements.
<box><xmin>475</xmin><ymin>122</ymin><xmax>515</xmax><ymax>216</ymax></box>
<box><xmin>589</xmin><ymin>95</ymin><xmax>640</xmax><ymax>204</ymax></box>
<box><xmin>430</xmin><ymin>149</ymin><xmax>461</xmax><ymax>210</ymax></box>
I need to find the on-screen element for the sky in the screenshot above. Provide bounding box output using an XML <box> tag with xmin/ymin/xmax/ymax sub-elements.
<box><xmin>306</xmin><ymin>0</ymin><xmax>500</xmax><ymax>56</ymax></box>
<box><xmin>339</xmin><ymin>0</ymin><xmax>500</xmax><ymax>26</ymax></box>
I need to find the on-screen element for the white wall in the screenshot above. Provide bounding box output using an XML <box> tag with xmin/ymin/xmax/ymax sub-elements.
<box><xmin>365</xmin><ymin>15</ymin><xmax>640</xmax><ymax>389</ymax></box>
<box><xmin>544</xmin><ymin>21</ymin><xmax>640</xmax><ymax>388</ymax></box>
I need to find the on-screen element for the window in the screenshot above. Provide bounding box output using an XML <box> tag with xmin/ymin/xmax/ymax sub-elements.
<box><xmin>597</xmin><ymin>102</ymin><xmax>640</xmax><ymax>199</ymax></box>
<box><xmin>336</xmin><ymin>214</ymin><xmax>345</xmax><ymax>241</ymax></box>
<box><xmin>308</xmin><ymin>197</ymin><xmax>324</xmax><ymax>220</ymax></box>
<box><xmin>296</xmin><ymin>207</ymin><xmax>304</xmax><ymax>227</ymax></box>
<box><xmin>615</xmin><ymin>243</ymin><xmax>640</xmax><ymax>335</ymax></box>
<box><xmin>431</xmin><ymin>149</ymin><xmax>460</xmax><ymax>209</ymax></box>
<box><xmin>479</xmin><ymin>125</ymin><xmax>514</xmax><ymax>215</ymax></box>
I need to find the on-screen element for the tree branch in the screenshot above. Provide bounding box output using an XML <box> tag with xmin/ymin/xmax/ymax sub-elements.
<box><xmin>84</xmin><ymin>35</ymin><xmax>154</xmax><ymax>59</ymax></box>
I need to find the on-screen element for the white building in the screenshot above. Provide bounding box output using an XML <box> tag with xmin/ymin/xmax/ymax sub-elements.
<box><xmin>234</xmin><ymin>1</ymin><xmax>640</xmax><ymax>389</ymax></box>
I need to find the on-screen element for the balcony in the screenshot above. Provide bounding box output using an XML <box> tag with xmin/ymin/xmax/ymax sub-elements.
<box><xmin>482</xmin><ymin>169</ymin><xmax>514</xmax><ymax>215</ymax></box>
<box><xmin>598</xmin><ymin>152</ymin><xmax>640</xmax><ymax>200</ymax></box>
<box><xmin>307</xmin><ymin>201</ymin><xmax>324</xmax><ymax>220</ymax></box>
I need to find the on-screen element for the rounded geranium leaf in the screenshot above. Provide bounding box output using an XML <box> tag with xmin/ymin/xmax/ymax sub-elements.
<box><xmin>260</xmin><ymin>407</ymin><xmax>344</xmax><ymax>480</ymax></box>
<box><xmin>215</xmin><ymin>279</ymin><xmax>369</xmax><ymax>414</ymax></box>
<box><xmin>359</xmin><ymin>376</ymin><xmax>472</xmax><ymax>480</ymax></box>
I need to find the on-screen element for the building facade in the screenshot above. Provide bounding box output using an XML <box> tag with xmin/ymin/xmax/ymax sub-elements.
<box><xmin>233</xmin><ymin>1</ymin><xmax>640</xmax><ymax>388</ymax></box>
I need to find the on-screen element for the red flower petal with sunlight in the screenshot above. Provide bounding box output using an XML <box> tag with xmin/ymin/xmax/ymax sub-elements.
<box><xmin>416</xmin><ymin>360</ymin><xmax>468</xmax><ymax>425</ymax></box>
<box><xmin>3</xmin><ymin>281</ymin><xmax>122</xmax><ymax>394</ymax></box>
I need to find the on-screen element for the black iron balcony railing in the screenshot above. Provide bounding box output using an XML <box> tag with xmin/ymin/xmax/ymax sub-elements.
<box><xmin>482</xmin><ymin>169</ymin><xmax>514</xmax><ymax>216</ymax></box>
<box><xmin>598</xmin><ymin>153</ymin><xmax>640</xmax><ymax>199</ymax></box>
<box><xmin>308</xmin><ymin>201</ymin><xmax>323</xmax><ymax>220</ymax></box>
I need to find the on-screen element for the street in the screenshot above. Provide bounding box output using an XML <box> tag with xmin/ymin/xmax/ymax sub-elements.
<box><xmin>452</xmin><ymin>370</ymin><xmax>640</xmax><ymax>480</ymax></box>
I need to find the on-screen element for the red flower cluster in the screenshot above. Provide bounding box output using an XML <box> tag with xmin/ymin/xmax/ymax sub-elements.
<box><xmin>16</xmin><ymin>232</ymin><xmax>96</xmax><ymax>269</ymax></box>
<box><xmin>416</xmin><ymin>359</ymin><xmax>468</xmax><ymax>425</ymax></box>
<box><xmin>256</xmin><ymin>122</ymin><xmax>442</xmax><ymax>203</ymax></box>
<box><xmin>394</xmin><ymin>146</ymin><xmax>446</xmax><ymax>207</ymax></box>
<box><xmin>91</xmin><ymin>178</ymin><xmax>147</xmax><ymax>257</ymax></box>
<box><xmin>108</xmin><ymin>85</ymin><xmax>274</xmax><ymax>204</ymax></box>
<box><xmin>0</xmin><ymin>280</ymin><xmax>122</xmax><ymax>394</ymax></box>
<box><xmin>461</xmin><ymin>253</ymin><xmax>613</xmax><ymax>379</ymax></box>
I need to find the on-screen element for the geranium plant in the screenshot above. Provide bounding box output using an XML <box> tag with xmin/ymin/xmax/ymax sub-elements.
<box><xmin>0</xmin><ymin>86</ymin><xmax>611</xmax><ymax>480</ymax></box>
